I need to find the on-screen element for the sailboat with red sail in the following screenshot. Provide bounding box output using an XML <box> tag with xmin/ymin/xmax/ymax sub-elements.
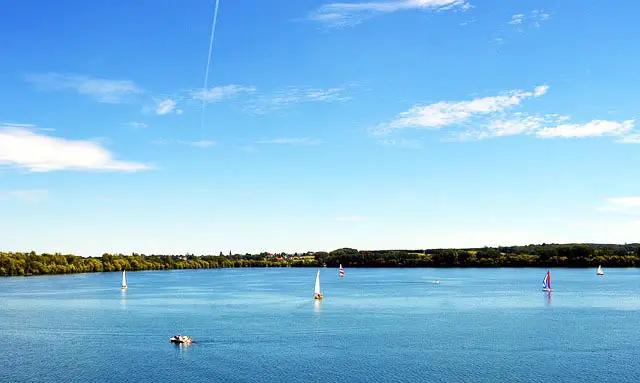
<box><xmin>542</xmin><ymin>270</ymin><xmax>552</xmax><ymax>292</ymax></box>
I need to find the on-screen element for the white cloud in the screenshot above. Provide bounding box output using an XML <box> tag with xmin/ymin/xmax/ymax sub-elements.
<box><xmin>25</xmin><ymin>73</ymin><xmax>142</xmax><ymax>103</ymax></box>
<box><xmin>0</xmin><ymin>124</ymin><xmax>150</xmax><ymax>172</ymax></box>
<box><xmin>191</xmin><ymin>85</ymin><xmax>256</xmax><ymax>103</ymax></box>
<box><xmin>256</xmin><ymin>137</ymin><xmax>323</xmax><ymax>145</ymax></box>
<box><xmin>615</xmin><ymin>133</ymin><xmax>640</xmax><ymax>144</ymax></box>
<box><xmin>336</xmin><ymin>216</ymin><xmax>362</xmax><ymax>222</ymax></box>
<box><xmin>248</xmin><ymin>87</ymin><xmax>349</xmax><ymax>114</ymax></box>
<box><xmin>155</xmin><ymin>99</ymin><xmax>179</xmax><ymax>115</ymax></box>
<box><xmin>376</xmin><ymin>85</ymin><xmax>548</xmax><ymax>134</ymax></box>
<box><xmin>536</xmin><ymin>120</ymin><xmax>634</xmax><ymax>138</ymax></box>
<box><xmin>597</xmin><ymin>197</ymin><xmax>640</xmax><ymax>214</ymax></box>
<box><xmin>127</xmin><ymin>121</ymin><xmax>149</xmax><ymax>129</ymax></box>
<box><xmin>0</xmin><ymin>189</ymin><xmax>48</xmax><ymax>202</ymax></box>
<box><xmin>308</xmin><ymin>0</ymin><xmax>471</xmax><ymax>28</ymax></box>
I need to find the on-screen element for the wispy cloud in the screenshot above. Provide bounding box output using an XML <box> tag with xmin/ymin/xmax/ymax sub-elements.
<box><xmin>336</xmin><ymin>216</ymin><xmax>362</xmax><ymax>222</ymax></box>
<box><xmin>536</xmin><ymin>120</ymin><xmax>633</xmax><ymax>139</ymax></box>
<box><xmin>25</xmin><ymin>73</ymin><xmax>142</xmax><ymax>103</ymax></box>
<box><xmin>375</xmin><ymin>85</ymin><xmax>634</xmax><ymax>143</ymax></box>
<box><xmin>508</xmin><ymin>9</ymin><xmax>550</xmax><ymax>28</ymax></box>
<box><xmin>308</xmin><ymin>0</ymin><xmax>471</xmax><ymax>28</ymax></box>
<box><xmin>153</xmin><ymin>84</ymin><xmax>350</xmax><ymax>115</ymax></box>
<box><xmin>455</xmin><ymin>114</ymin><xmax>632</xmax><ymax>141</ymax></box>
<box><xmin>598</xmin><ymin>197</ymin><xmax>640</xmax><ymax>214</ymax></box>
<box><xmin>455</xmin><ymin>113</ymin><xmax>568</xmax><ymax>140</ymax></box>
<box><xmin>0</xmin><ymin>123</ymin><xmax>150</xmax><ymax>172</ymax></box>
<box><xmin>508</xmin><ymin>13</ymin><xmax>525</xmax><ymax>25</ymax></box>
<box><xmin>152</xmin><ymin>138</ymin><xmax>216</xmax><ymax>148</ymax></box>
<box><xmin>127</xmin><ymin>121</ymin><xmax>149</xmax><ymax>129</ymax></box>
<box><xmin>2</xmin><ymin>122</ymin><xmax>54</xmax><ymax>133</ymax></box>
<box><xmin>0</xmin><ymin>189</ymin><xmax>48</xmax><ymax>202</ymax></box>
<box><xmin>191</xmin><ymin>85</ymin><xmax>256</xmax><ymax>103</ymax></box>
<box><xmin>615</xmin><ymin>133</ymin><xmax>640</xmax><ymax>144</ymax></box>
<box><xmin>247</xmin><ymin>86</ymin><xmax>350</xmax><ymax>114</ymax></box>
<box><xmin>153</xmin><ymin>99</ymin><xmax>183</xmax><ymax>115</ymax></box>
<box><xmin>256</xmin><ymin>137</ymin><xmax>323</xmax><ymax>145</ymax></box>
<box><xmin>375</xmin><ymin>85</ymin><xmax>548</xmax><ymax>135</ymax></box>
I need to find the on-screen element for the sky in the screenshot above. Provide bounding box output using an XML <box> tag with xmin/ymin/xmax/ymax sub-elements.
<box><xmin>1</xmin><ymin>0</ymin><xmax>640</xmax><ymax>256</ymax></box>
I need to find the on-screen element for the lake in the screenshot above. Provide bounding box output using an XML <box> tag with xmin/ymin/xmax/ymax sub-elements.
<box><xmin>1</xmin><ymin>268</ymin><xmax>639</xmax><ymax>382</ymax></box>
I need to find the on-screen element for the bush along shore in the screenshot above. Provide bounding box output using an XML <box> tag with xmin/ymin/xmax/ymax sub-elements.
<box><xmin>2</xmin><ymin>243</ymin><xmax>640</xmax><ymax>276</ymax></box>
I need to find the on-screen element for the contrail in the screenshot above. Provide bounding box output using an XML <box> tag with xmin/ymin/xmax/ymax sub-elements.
<box><xmin>200</xmin><ymin>0</ymin><xmax>221</xmax><ymax>133</ymax></box>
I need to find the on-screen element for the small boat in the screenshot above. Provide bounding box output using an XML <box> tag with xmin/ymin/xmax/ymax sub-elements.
<box><xmin>170</xmin><ymin>335</ymin><xmax>194</xmax><ymax>344</ymax></box>
<box><xmin>542</xmin><ymin>270</ymin><xmax>552</xmax><ymax>292</ymax></box>
<box><xmin>339</xmin><ymin>264</ymin><xmax>344</xmax><ymax>278</ymax></box>
<box><xmin>314</xmin><ymin>270</ymin><xmax>323</xmax><ymax>300</ymax></box>
<box><xmin>121</xmin><ymin>270</ymin><xmax>128</xmax><ymax>290</ymax></box>
<box><xmin>433</xmin><ymin>280</ymin><xmax>440</xmax><ymax>284</ymax></box>
<box><xmin>597</xmin><ymin>265</ymin><xmax>604</xmax><ymax>276</ymax></box>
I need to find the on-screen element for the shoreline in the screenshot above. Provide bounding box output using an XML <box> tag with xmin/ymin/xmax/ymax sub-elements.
<box><xmin>2</xmin><ymin>243</ymin><xmax>640</xmax><ymax>277</ymax></box>
<box><xmin>1</xmin><ymin>265</ymin><xmax>635</xmax><ymax>279</ymax></box>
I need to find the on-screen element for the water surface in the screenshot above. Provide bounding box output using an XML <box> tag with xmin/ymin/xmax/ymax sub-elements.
<box><xmin>1</xmin><ymin>268</ymin><xmax>639</xmax><ymax>382</ymax></box>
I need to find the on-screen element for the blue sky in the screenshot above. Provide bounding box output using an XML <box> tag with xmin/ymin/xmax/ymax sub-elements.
<box><xmin>1</xmin><ymin>0</ymin><xmax>639</xmax><ymax>256</ymax></box>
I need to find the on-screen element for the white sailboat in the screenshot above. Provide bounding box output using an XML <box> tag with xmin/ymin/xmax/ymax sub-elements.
<box><xmin>314</xmin><ymin>270</ymin><xmax>323</xmax><ymax>300</ymax></box>
<box><xmin>121</xmin><ymin>270</ymin><xmax>128</xmax><ymax>290</ymax></box>
<box><xmin>597</xmin><ymin>265</ymin><xmax>604</xmax><ymax>276</ymax></box>
<box><xmin>339</xmin><ymin>264</ymin><xmax>344</xmax><ymax>278</ymax></box>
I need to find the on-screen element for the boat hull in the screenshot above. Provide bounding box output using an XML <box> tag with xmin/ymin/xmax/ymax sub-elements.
<box><xmin>314</xmin><ymin>294</ymin><xmax>323</xmax><ymax>300</ymax></box>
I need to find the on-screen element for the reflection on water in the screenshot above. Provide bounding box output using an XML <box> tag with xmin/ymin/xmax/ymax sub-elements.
<box><xmin>313</xmin><ymin>299</ymin><xmax>321</xmax><ymax>313</ymax></box>
<box><xmin>545</xmin><ymin>291</ymin><xmax>552</xmax><ymax>307</ymax></box>
<box><xmin>120</xmin><ymin>290</ymin><xmax>127</xmax><ymax>309</ymax></box>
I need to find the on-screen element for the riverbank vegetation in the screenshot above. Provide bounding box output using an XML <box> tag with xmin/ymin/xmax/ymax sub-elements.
<box><xmin>2</xmin><ymin>243</ymin><xmax>640</xmax><ymax>276</ymax></box>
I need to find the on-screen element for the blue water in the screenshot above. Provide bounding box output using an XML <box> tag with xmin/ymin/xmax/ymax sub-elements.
<box><xmin>1</xmin><ymin>268</ymin><xmax>640</xmax><ymax>382</ymax></box>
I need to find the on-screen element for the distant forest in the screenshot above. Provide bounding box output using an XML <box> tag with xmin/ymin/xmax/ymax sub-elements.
<box><xmin>2</xmin><ymin>243</ymin><xmax>640</xmax><ymax>276</ymax></box>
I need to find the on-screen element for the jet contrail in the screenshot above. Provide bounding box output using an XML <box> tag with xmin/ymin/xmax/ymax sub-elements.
<box><xmin>201</xmin><ymin>0</ymin><xmax>221</xmax><ymax>133</ymax></box>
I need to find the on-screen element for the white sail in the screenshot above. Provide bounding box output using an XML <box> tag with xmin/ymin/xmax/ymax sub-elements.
<box><xmin>314</xmin><ymin>270</ymin><xmax>321</xmax><ymax>295</ymax></box>
<box><xmin>597</xmin><ymin>265</ymin><xmax>604</xmax><ymax>275</ymax></box>
<box><xmin>121</xmin><ymin>270</ymin><xmax>127</xmax><ymax>288</ymax></box>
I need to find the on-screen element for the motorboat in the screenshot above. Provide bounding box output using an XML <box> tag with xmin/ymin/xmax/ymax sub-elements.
<box><xmin>170</xmin><ymin>335</ymin><xmax>194</xmax><ymax>344</ymax></box>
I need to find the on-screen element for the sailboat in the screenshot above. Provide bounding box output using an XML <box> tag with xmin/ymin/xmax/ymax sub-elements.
<box><xmin>314</xmin><ymin>270</ymin><xmax>323</xmax><ymax>300</ymax></box>
<box><xmin>542</xmin><ymin>270</ymin><xmax>552</xmax><ymax>292</ymax></box>
<box><xmin>339</xmin><ymin>264</ymin><xmax>344</xmax><ymax>278</ymax></box>
<box><xmin>597</xmin><ymin>265</ymin><xmax>604</xmax><ymax>276</ymax></box>
<box><xmin>121</xmin><ymin>270</ymin><xmax>128</xmax><ymax>290</ymax></box>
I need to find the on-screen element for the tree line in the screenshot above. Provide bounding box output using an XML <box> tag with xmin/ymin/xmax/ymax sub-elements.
<box><xmin>2</xmin><ymin>243</ymin><xmax>640</xmax><ymax>276</ymax></box>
